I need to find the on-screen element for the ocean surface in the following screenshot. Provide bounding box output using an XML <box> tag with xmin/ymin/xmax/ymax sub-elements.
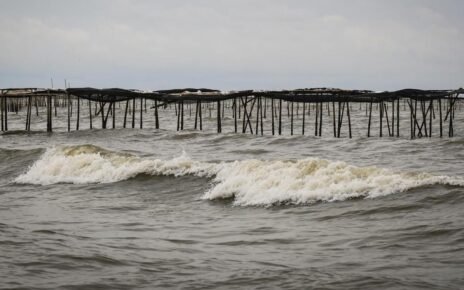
<box><xmin>1</xmin><ymin>102</ymin><xmax>464</xmax><ymax>289</ymax></box>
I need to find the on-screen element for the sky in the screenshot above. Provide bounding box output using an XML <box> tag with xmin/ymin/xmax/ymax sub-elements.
<box><xmin>0</xmin><ymin>0</ymin><xmax>463</xmax><ymax>91</ymax></box>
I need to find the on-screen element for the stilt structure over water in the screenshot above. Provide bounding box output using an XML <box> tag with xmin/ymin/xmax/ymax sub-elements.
<box><xmin>1</xmin><ymin>87</ymin><xmax>463</xmax><ymax>138</ymax></box>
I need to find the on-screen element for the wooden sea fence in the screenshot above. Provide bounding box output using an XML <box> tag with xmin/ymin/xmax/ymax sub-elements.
<box><xmin>0</xmin><ymin>87</ymin><xmax>463</xmax><ymax>138</ymax></box>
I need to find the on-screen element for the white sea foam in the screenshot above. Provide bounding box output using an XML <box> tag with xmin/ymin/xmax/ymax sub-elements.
<box><xmin>204</xmin><ymin>159</ymin><xmax>464</xmax><ymax>206</ymax></box>
<box><xmin>15</xmin><ymin>145</ymin><xmax>464</xmax><ymax>206</ymax></box>
<box><xmin>15</xmin><ymin>145</ymin><xmax>215</xmax><ymax>185</ymax></box>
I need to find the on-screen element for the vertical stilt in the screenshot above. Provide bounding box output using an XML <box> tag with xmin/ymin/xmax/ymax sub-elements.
<box><xmin>439</xmin><ymin>98</ymin><xmax>443</xmax><ymax>137</ymax></box>
<box><xmin>379</xmin><ymin>101</ymin><xmax>383</xmax><ymax>137</ymax></box>
<box><xmin>347</xmin><ymin>102</ymin><xmax>352</xmax><ymax>138</ymax></box>
<box><xmin>112</xmin><ymin>101</ymin><xmax>116</xmax><ymax>129</ymax></box>
<box><xmin>49</xmin><ymin>93</ymin><xmax>53</xmax><ymax>131</ymax></box>
<box><xmin>332</xmin><ymin>102</ymin><xmax>336</xmax><ymax>137</ymax></box>
<box><xmin>315</xmin><ymin>102</ymin><xmax>319</xmax><ymax>136</ymax></box>
<box><xmin>337</xmin><ymin>102</ymin><xmax>342</xmax><ymax>138</ymax></box>
<box><xmin>140</xmin><ymin>98</ymin><xmax>143</xmax><ymax>129</ymax></box>
<box><xmin>76</xmin><ymin>97</ymin><xmax>80</xmax><ymax>130</ymax></box>
<box><xmin>89</xmin><ymin>100</ymin><xmax>93</xmax><ymax>129</ymax></box>
<box><xmin>449</xmin><ymin>98</ymin><xmax>453</xmax><ymax>137</ymax></box>
<box><xmin>319</xmin><ymin>102</ymin><xmax>323</xmax><ymax>136</ymax></box>
<box><xmin>391</xmin><ymin>101</ymin><xmax>395</xmax><ymax>136</ymax></box>
<box><xmin>123</xmin><ymin>100</ymin><xmax>128</xmax><ymax>128</ymax></box>
<box><xmin>383</xmin><ymin>103</ymin><xmax>391</xmax><ymax>136</ymax></box>
<box><xmin>234</xmin><ymin>98</ymin><xmax>237</xmax><ymax>133</ymax></box>
<box><xmin>198</xmin><ymin>100</ymin><xmax>202</xmax><ymax>130</ymax></box>
<box><xmin>271</xmin><ymin>98</ymin><xmax>275</xmax><ymax>135</ymax></box>
<box><xmin>278</xmin><ymin>99</ymin><xmax>282</xmax><ymax>135</ymax></box>
<box><xmin>132</xmin><ymin>98</ymin><xmax>136</xmax><ymax>129</ymax></box>
<box><xmin>1</xmin><ymin>92</ymin><xmax>3</xmax><ymax>132</ymax></box>
<box><xmin>1</xmin><ymin>93</ymin><xmax>3</xmax><ymax>132</ymax></box>
<box><xmin>181</xmin><ymin>101</ymin><xmax>184</xmax><ymax>130</ymax></box>
<box><xmin>429</xmin><ymin>100</ymin><xmax>433</xmax><ymax>137</ymax></box>
<box><xmin>409</xmin><ymin>100</ymin><xmax>414</xmax><ymax>139</ymax></box>
<box><xmin>396</xmin><ymin>98</ymin><xmax>400</xmax><ymax>137</ymax></box>
<box><xmin>414</xmin><ymin>100</ymin><xmax>418</xmax><ymax>137</ymax></box>
<box><xmin>290</xmin><ymin>101</ymin><xmax>294</xmax><ymax>135</ymax></box>
<box><xmin>101</xmin><ymin>102</ymin><xmax>106</xmax><ymax>129</ymax></box>
<box><xmin>25</xmin><ymin>96</ymin><xmax>32</xmax><ymax>131</ymax></box>
<box><xmin>260</xmin><ymin>98</ymin><xmax>264</xmax><ymax>135</ymax></box>
<box><xmin>176</xmin><ymin>102</ymin><xmax>180</xmax><ymax>131</ymax></box>
<box><xmin>67</xmin><ymin>93</ymin><xmax>70</xmax><ymax>132</ymax></box>
<box><xmin>155</xmin><ymin>100</ymin><xmax>159</xmax><ymax>129</ymax></box>
<box><xmin>194</xmin><ymin>100</ymin><xmax>199</xmax><ymax>130</ymax></box>
<box><xmin>255</xmin><ymin>98</ymin><xmax>260</xmax><ymax>135</ymax></box>
<box><xmin>217</xmin><ymin>100</ymin><xmax>221</xmax><ymax>133</ymax></box>
<box><xmin>4</xmin><ymin>96</ymin><xmax>8</xmax><ymax>131</ymax></box>
<box><xmin>302</xmin><ymin>102</ymin><xmax>305</xmax><ymax>135</ymax></box>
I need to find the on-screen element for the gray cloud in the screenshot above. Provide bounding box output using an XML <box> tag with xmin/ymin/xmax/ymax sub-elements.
<box><xmin>0</xmin><ymin>0</ymin><xmax>463</xmax><ymax>90</ymax></box>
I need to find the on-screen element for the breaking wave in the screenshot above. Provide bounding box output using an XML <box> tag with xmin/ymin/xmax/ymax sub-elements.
<box><xmin>15</xmin><ymin>145</ymin><xmax>464</xmax><ymax>206</ymax></box>
<box><xmin>14</xmin><ymin>145</ymin><xmax>215</xmax><ymax>185</ymax></box>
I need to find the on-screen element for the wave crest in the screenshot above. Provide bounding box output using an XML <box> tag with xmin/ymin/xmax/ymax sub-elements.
<box><xmin>15</xmin><ymin>145</ymin><xmax>464</xmax><ymax>206</ymax></box>
<box><xmin>15</xmin><ymin>145</ymin><xmax>215</xmax><ymax>185</ymax></box>
<box><xmin>204</xmin><ymin>159</ymin><xmax>463</xmax><ymax>206</ymax></box>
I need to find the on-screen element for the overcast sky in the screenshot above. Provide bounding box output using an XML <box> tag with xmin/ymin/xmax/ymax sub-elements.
<box><xmin>0</xmin><ymin>0</ymin><xmax>463</xmax><ymax>91</ymax></box>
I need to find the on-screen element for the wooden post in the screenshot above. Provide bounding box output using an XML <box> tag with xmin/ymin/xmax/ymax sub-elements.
<box><xmin>302</xmin><ymin>102</ymin><xmax>305</xmax><ymax>135</ymax></box>
<box><xmin>383</xmin><ymin>103</ymin><xmax>391</xmax><ymax>136</ymax></box>
<box><xmin>76</xmin><ymin>97</ymin><xmax>80</xmax><ymax>130</ymax></box>
<box><xmin>1</xmin><ymin>92</ymin><xmax>3</xmax><ymax>131</ymax></box>
<box><xmin>234</xmin><ymin>98</ymin><xmax>237</xmax><ymax>133</ymax></box>
<box><xmin>155</xmin><ymin>100</ymin><xmax>159</xmax><ymax>129</ymax></box>
<box><xmin>25</xmin><ymin>96</ymin><xmax>31</xmax><ymax>131</ymax></box>
<box><xmin>5</xmin><ymin>95</ymin><xmax>8</xmax><ymax>131</ymax></box>
<box><xmin>176</xmin><ymin>102</ymin><xmax>180</xmax><ymax>131</ymax></box>
<box><xmin>449</xmin><ymin>98</ymin><xmax>453</xmax><ymax>137</ymax></box>
<box><xmin>391</xmin><ymin>100</ymin><xmax>395</xmax><ymax>136</ymax></box>
<box><xmin>181</xmin><ymin>101</ymin><xmax>184</xmax><ymax>130</ymax></box>
<box><xmin>420</xmin><ymin>101</ymin><xmax>428</xmax><ymax>137</ymax></box>
<box><xmin>260</xmin><ymin>98</ymin><xmax>264</xmax><ymax>135</ymax></box>
<box><xmin>408</xmin><ymin>100</ymin><xmax>414</xmax><ymax>139</ymax></box>
<box><xmin>28</xmin><ymin>96</ymin><xmax>32</xmax><ymax>130</ymax></box>
<box><xmin>290</xmin><ymin>100</ymin><xmax>294</xmax><ymax>135</ymax></box>
<box><xmin>199</xmin><ymin>100</ymin><xmax>203</xmax><ymax>130</ymax></box>
<box><xmin>242</xmin><ymin>97</ymin><xmax>247</xmax><ymax>133</ymax></box>
<box><xmin>123</xmin><ymin>100</ymin><xmax>129</xmax><ymax>128</ymax></box>
<box><xmin>264</xmin><ymin>98</ymin><xmax>267</xmax><ymax>119</ymax></box>
<box><xmin>278</xmin><ymin>99</ymin><xmax>282</xmax><ymax>135</ymax></box>
<box><xmin>100</xmin><ymin>102</ymin><xmax>105</xmax><ymax>129</ymax></box>
<box><xmin>54</xmin><ymin>95</ymin><xmax>57</xmax><ymax>117</ymax></box>
<box><xmin>337</xmin><ymin>102</ymin><xmax>342</xmax><ymax>138</ymax></box>
<box><xmin>140</xmin><ymin>98</ymin><xmax>143</xmax><ymax>129</ymax></box>
<box><xmin>255</xmin><ymin>97</ymin><xmax>260</xmax><ymax>135</ymax></box>
<box><xmin>217</xmin><ymin>100</ymin><xmax>221</xmax><ymax>133</ymax></box>
<box><xmin>379</xmin><ymin>101</ymin><xmax>383</xmax><ymax>137</ymax></box>
<box><xmin>333</xmin><ymin>102</ymin><xmax>336</xmax><ymax>137</ymax></box>
<box><xmin>347</xmin><ymin>102</ymin><xmax>352</xmax><ymax>138</ymax></box>
<box><xmin>194</xmin><ymin>100</ymin><xmax>199</xmax><ymax>130</ymax></box>
<box><xmin>103</xmin><ymin>102</ymin><xmax>112</xmax><ymax>129</ymax></box>
<box><xmin>396</xmin><ymin>98</ymin><xmax>400</xmax><ymax>137</ymax></box>
<box><xmin>88</xmin><ymin>99</ymin><xmax>93</xmax><ymax>129</ymax></box>
<box><xmin>414</xmin><ymin>100</ymin><xmax>418</xmax><ymax>137</ymax></box>
<box><xmin>315</xmin><ymin>102</ymin><xmax>319</xmax><ymax>136</ymax></box>
<box><xmin>271</xmin><ymin>98</ymin><xmax>275</xmax><ymax>135</ymax></box>
<box><xmin>112</xmin><ymin>101</ymin><xmax>116</xmax><ymax>129</ymax></box>
<box><xmin>319</xmin><ymin>102</ymin><xmax>323</xmax><ymax>136</ymax></box>
<box><xmin>47</xmin><ymin>91</ymin><xmax>52</xmax><ymax>132</ymax></box>
<box><xmin>429</xmin><ymin>100</ymin><xmax>433</xmax><ymax>137</ymax></box>
<box><xmin>132</xmin><ymin>98</ymin><xmax>136</xmax><ymax>129</ymax></box>
<box><xmin>439</xmin><ymin>98</ymin><xmax>443</xmax><ymax>137</ymax></box>
<box><xmin>67</xmin><ymin>93</ymin><xmax>70</xmax><ymax>132</ymax></box>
